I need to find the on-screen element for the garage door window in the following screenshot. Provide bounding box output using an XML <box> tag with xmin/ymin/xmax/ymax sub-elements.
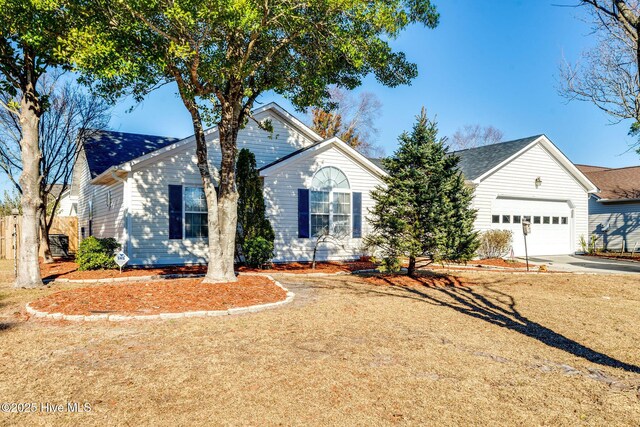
<box><xmin>561</xmin><ymin>217</ymin><xmax>568</xmax><ymax>224</ymax></box>
<box><xmin>513</xmin><ymin>215</ymin><xmax>521</xmax><ymax>223</ymax></box>
<box><xmin>552</xmin><ymin>217</ymin><xmax>559</xmax><ymax>224</ymax></box>
<box><xmin>502</xmin><ymin>215</ymin><xmax>510</xmax><ymax>223</ymax></box>
<box><xmin>543</xmin><ymin>216</ymin><xmax>550</xmax><ymax>224</ymax></box>
<box><xmin>533</xmin><ymin>216</ymin><xmax>541</xmax><ymax>224</ymax></box>
<box><xmin>492</xmin><ymin>215</ymin><xmax>500</xmax><ymax>223</ymax></box>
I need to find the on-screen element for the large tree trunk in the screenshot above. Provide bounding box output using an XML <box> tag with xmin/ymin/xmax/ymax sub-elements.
<box><xmin>215</xmin><ymin>101</ymin><xmax>241</xmax><ymax>283</ymax></box>
<box><xmin>176</xmin><ymin>84</ymin><xmax>236</xmax><ymax>283</ymax></box>
<box><xmin>14</xmin><ymin>83</ymin><xmax>43</xmax><ymax>288</ymax></box>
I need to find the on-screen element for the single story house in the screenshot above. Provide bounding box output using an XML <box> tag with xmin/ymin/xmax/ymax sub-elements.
<box><xmin>576</xmin><ymin>164</ymin><xmax>640</xmax><ymax>252</ymax></box>
<box><xmin>70</xmin><ymin>103</ymin><xmax>596</xmax><ymax>265</ymax></box>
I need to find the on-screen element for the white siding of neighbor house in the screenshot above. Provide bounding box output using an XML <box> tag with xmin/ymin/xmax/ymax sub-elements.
<box><xmin>263</xmin><ymin>144</ymin><xmax>383</xmax><ymax>262</ymax></box>
<box><xmin>73</xmin><ymin>150</ymin><xmax>91</xmax><ymax>240</ymax></box>
<box><xmin>127</xmin><ymin>109</ymin><xmax>318</xmax><ymax>265</ymax></box>
<box><xmin>588</xmin><ymin>197</ymin><xmax>640</xmax><ymax>251</ymax></box>
<box><xmin>472</xmin><ymin>142</ymin><xmax>590</xmax><ymax>253</ymax></box>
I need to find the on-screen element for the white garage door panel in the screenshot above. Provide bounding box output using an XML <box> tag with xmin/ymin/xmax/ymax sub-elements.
<box><xmin>491</xmin><ymin>198</ymin><xmax>573</xmax><ymax>256</ymax></box>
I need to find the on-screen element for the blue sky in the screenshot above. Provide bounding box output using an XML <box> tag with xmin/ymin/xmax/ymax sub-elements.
<box><xmin>106</xmin><ymin>0</ymin><xmax>639</xmax><ymax>168</ymax></box>
<box><xmin>111</xmin><ymin>0</ymin><xmax>640</xmax><ymax>167</ymax></box>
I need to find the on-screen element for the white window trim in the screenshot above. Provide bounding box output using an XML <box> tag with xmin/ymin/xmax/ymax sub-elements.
<box><xmin>309</xmin><ymin>167</ymin><xmax>352</xmax><ymax>237</ymax></box>
<box><xmin>183</xmin><ymin>185</ymin><xmax>208</xmax><ymax>240</ymax></box>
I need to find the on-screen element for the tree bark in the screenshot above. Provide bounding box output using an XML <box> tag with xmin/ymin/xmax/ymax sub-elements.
<box><xmin>215</xmin><ymin>99</ymin><xmax>242</xmax><ymax>283</ymax></box>
<box><xmin>14</xmin><ymin>79</ymin><xmax>43</xmax><ymax>288</ymax></box>
<box><xmin>407</xmin><ymin>255</ymin><xmax>416</xmax><ymax>278</ymax></box>
<box><xmin>175</xmin><ymin>83</ymin><xmax>237</xmax><ymax>283</ymax></box>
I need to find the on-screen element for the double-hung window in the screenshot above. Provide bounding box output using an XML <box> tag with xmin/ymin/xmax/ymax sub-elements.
<box><xmin>310</xmin><ymin>167</ymin><xmax>351</xmax><ymax>236</ymax></box>
<box><xmin>184</xmin><ymin>187</ymin><xmax>208</xmax><ymax>238</ymax></box>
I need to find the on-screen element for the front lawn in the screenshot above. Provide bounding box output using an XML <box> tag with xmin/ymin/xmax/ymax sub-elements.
<box><xmin>0</xmin><ymin>260</ymin><xmax>638</xmax><ymax>425</ymax></box>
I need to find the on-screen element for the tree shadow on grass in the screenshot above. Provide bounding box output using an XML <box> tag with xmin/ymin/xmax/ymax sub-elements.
<box><xmin>349</xmin><ymin>272</ymin><xmax>640</xmax><ymax>374</ymax></box>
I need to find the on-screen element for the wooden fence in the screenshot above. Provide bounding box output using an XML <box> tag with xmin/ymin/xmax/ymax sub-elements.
<box><xmin>0</xmin><ymin>216</ymin><xmax>78</xmax><ymax>260</ymax></box>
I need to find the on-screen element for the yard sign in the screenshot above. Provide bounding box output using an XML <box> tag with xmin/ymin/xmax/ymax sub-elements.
<box><xmin>114</xmin><ymin>251</ymin><xmax>129</xmax><ymax>273</ymax></box>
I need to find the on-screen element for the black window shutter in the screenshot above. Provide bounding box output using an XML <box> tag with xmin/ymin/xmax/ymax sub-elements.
<box><xmin>298</xmin><ymin>189</ymin><xmax>310</xmax><ymax>238</ymax></box>
<box><xmin>352</xmin><ymin>192</ymin><xmax>362</xmax><ymax>238</ymax></box>
<box><xmin>168</xmin><ymin>185</ymin><xmax>183</xmax><ymax>239</ymax></box>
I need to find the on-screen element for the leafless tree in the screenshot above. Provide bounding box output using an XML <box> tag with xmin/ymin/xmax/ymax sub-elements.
<box><xmin>311</xmin><ymin>225</ymin><xmax>348</xmax><ymax>269</ymax></box>
<box><xmin>450</xmin><ymin>124</ymin><xmax>504</xmax><ymax>150</ymax></box>
<box><xmin>309</xmin><ymin>87</ymin><xmax>383</xmax><ymax>156</ymax></box>
<box><xmin>560</xmin><ymin>1</ymin><xmax>640</xmax><ymax>145</ymax></box>
<box><xmin>0</xmin><ymin>74</ymin><xmax>110</xmax><ymax>262</ymax></box>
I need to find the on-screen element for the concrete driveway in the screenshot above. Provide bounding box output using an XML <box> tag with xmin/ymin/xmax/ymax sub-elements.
<box><xmin>525</xmin><ymin>254</ymin><xmax>640</xmax><ymax>274</ymax></box>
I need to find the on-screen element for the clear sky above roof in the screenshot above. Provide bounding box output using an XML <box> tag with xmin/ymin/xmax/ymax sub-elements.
<box><xmin>106</xmin><ymin>1</ymin><xmax>639</xmax><ymax>169</ymax></box>
<box><xmin>105</xmin><ymin>0</ymin><xmax>640</xmax><ymax>167</ymax></box>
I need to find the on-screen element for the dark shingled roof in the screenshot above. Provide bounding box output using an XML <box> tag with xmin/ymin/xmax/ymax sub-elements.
<box><xmin>84</xmin><ymin>130</ymin><xmax>180</xmax><ymax>178</ymax></box>
<box><xmin>452</xmin><ymin>135</ymin><xmax>542</xmax><ymax>180</ymax></box>
<box><xmin>576</xmin><ymin>164</ymin><xmax>640</xmax><ymax>200</ymax></box>
<box><xmin>368</xmin><ymin>135</ymin><xmax>542</xmax><ymax>180</ymax></box>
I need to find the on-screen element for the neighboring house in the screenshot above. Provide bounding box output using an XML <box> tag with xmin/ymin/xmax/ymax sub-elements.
<box><xmin>71</xmin><ymin>103</ymin><xmax>596</xmax><ymax>265</ymax></box>
<box><xmin>576</xmin><ymin>164</ymin><xmax>640</xmax><ymax>252</ymax></box>
<box><xmin>49</xmin><ymin>184</ymin><xmax>77</xmax><ymax>217</ymax></box>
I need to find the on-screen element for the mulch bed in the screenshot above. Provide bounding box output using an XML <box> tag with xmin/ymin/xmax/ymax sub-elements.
<box><xmin>238</xmin><ymin>261</ymin><xmax>378</xmax><ymax>274</ymax></box>
<box><xmin>364</xmin><ymin>272</ymin><xmax>473</xmax><ymax>288</ymax></box>
<box><xmin>40</xmin><ymin>261</ymin><xmax>208</xmax><ymax>281</ymax></box>
<box><xmin>587</xmin><ymin>253</ymin><xmax>640</xmax><ymax>263</ymax></box>
<box><xmin>471</xmin><ymin>258</ymin><xmax>531</xmax><ymax>268</ymax></box>
<box><xmin>29</xmin><ymin>276</ymin><xmax>286</xmax><ymax>316</ymax></box>
<box><xmin>41</xmin><ymin>260</ymin><xmax>378</xmax><ymax>280</ymax></box>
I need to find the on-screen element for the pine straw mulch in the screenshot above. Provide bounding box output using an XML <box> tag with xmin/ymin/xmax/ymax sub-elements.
<box><xmin>28</xmin><ymin>275</ymin><xmax>286</xmax><ymax>316</ymax></box>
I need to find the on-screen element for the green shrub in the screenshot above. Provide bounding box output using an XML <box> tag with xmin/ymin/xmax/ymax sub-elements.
<box><xmin>376</xmin><ymin>255</ymin><xmax>403</xmax><ymax>274</ymax></box>
<box><xmin>477</xmin><ymin>230</ymin><xmax>512</xmax><ymax>259</ymax></box>
<box><xmin>76</xmin><ymin>236</ymin><xmax>121</xmax><ymax>270</ymax></box>
<box><xmin>243</xmin><ymin>236</ymin><xmax>274</xmax><ymax>268</ymax></box>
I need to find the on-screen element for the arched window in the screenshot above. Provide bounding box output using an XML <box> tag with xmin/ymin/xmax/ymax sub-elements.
<box><xmin>310</xmin><ymin>167</ymin><xmax>351</xmax><ymax>236</ymax></box>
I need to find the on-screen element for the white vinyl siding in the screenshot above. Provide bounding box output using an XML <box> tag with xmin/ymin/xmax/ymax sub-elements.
<box><xmin>588</xmin><ymin>197</ymin><xmax>640</xmax><ymax>251</ymax></box>
<box><xmin>263</xmin><ymin>144</ymin><xmax>383</xmax><ymax>262</ymax></box>
<box><xmin>73</xmin><ymin>150</ymin><xmax>127</xmax><ymax>248</ymax></box>
<box><xmin>127</xmin><ymin>109</ymin><xmax>318</xmax><ymax>265</ymax></box>
<box><xmin>472</xmin><ymin>143</ymin><xmax>589</xmax><ymax>255</ymax></box>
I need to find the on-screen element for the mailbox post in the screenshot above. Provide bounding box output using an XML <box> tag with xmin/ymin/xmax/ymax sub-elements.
<box><xmin>522</xmin><ymin>220</ymin><xmax>531</xmax><ymax>272</ymax></box>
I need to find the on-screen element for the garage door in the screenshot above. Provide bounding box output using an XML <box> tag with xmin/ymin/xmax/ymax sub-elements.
<box><xmin>490</xmin><ymin>198</ymin><xmax>573</xmax><ymax>256</ymax></box>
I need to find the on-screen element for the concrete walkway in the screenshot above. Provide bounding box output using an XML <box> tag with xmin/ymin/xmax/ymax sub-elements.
<box><xmin>525</xmin><ymin>255</ymin><xmax>640</xmax><ymax>274</ymax></box>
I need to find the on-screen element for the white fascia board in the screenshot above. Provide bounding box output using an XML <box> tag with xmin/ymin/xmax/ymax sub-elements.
<box><xmin>536</xmin><ymin>135</ymin><xmax>599</xmax><ymax>193</ymax></box>
<box><xmin>260</xmin><ymin>136</ymin><xmax>387</xmax><ymax>178</ymax></box>
<box><xmin>118</xmin><ymin>103</ymin><xmax>321</xmax><ymax>172</ymax></box>
<box><xmin>252</xmin><ymin>102</ymin><xmax>324</xmax><ymax>142</ymax></box>
<box><xmin>472</xmin><ymin>135</ymin><xmax>599</xmax><ymax>193</ymax></box>
<box><xmin>471</xmin><ymin>137</ymin><xmax>541</xmax><ymax>185</ymax></box>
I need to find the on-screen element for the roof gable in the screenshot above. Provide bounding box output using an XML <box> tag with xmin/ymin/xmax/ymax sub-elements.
<box><xmin>260</xmin><ymin>136</ymin><xmax>386</xmax><ymax>178</ymax></box>
<box><xmin>453</xmin><ymin>136</ymin><xmax>542</xmax><ymax>180</ymax></box>
<box><xmin>83</xmin><ymin>130</ymin><xmax>179</xmax><ymax>179</ymax></box>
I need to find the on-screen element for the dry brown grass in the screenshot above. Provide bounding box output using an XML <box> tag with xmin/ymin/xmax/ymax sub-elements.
<box><xmin>0</xmin><ymin>260</ymin><xmax>639</xmax><ymax>426</ymax></box>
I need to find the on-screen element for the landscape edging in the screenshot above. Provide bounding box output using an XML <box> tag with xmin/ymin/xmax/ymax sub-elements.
<box><xmin>26</xmin><ymin>275</ymin><xmax>294</xmax><ymax>322</ymax></box>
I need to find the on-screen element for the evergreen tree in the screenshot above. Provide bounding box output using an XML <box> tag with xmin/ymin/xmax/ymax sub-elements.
<box><xmin>366</xmin><ymin>109</ymin><xmax>479</xmax><ymax>277</ymax></box>
<box><xmin>236</xmin><ymin>149</ymin><xmax>274</xmax><ymax>254</ymax></box>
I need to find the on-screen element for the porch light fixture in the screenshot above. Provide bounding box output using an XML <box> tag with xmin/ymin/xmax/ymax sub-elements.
<box><xmin>534</xmin><ymin>177</ymin><xmax>542</xmax><ymax>188</ymax></box>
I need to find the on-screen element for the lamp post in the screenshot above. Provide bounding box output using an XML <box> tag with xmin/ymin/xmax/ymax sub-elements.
<box><xmin>11</xmin><ymin>208</ymin><xmax>19</xmax><ymax>278</ymax></box>
<box><xmin>522</xmin><ymin>219</ymin><xmax>531</xmax><ymax>272</ymax></box>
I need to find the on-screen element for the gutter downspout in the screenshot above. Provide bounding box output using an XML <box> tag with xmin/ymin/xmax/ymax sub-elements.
<box><xmin>111</xmin><ymin>170</ymin><xmax>131</xmax><ymax>256</ymax></box>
